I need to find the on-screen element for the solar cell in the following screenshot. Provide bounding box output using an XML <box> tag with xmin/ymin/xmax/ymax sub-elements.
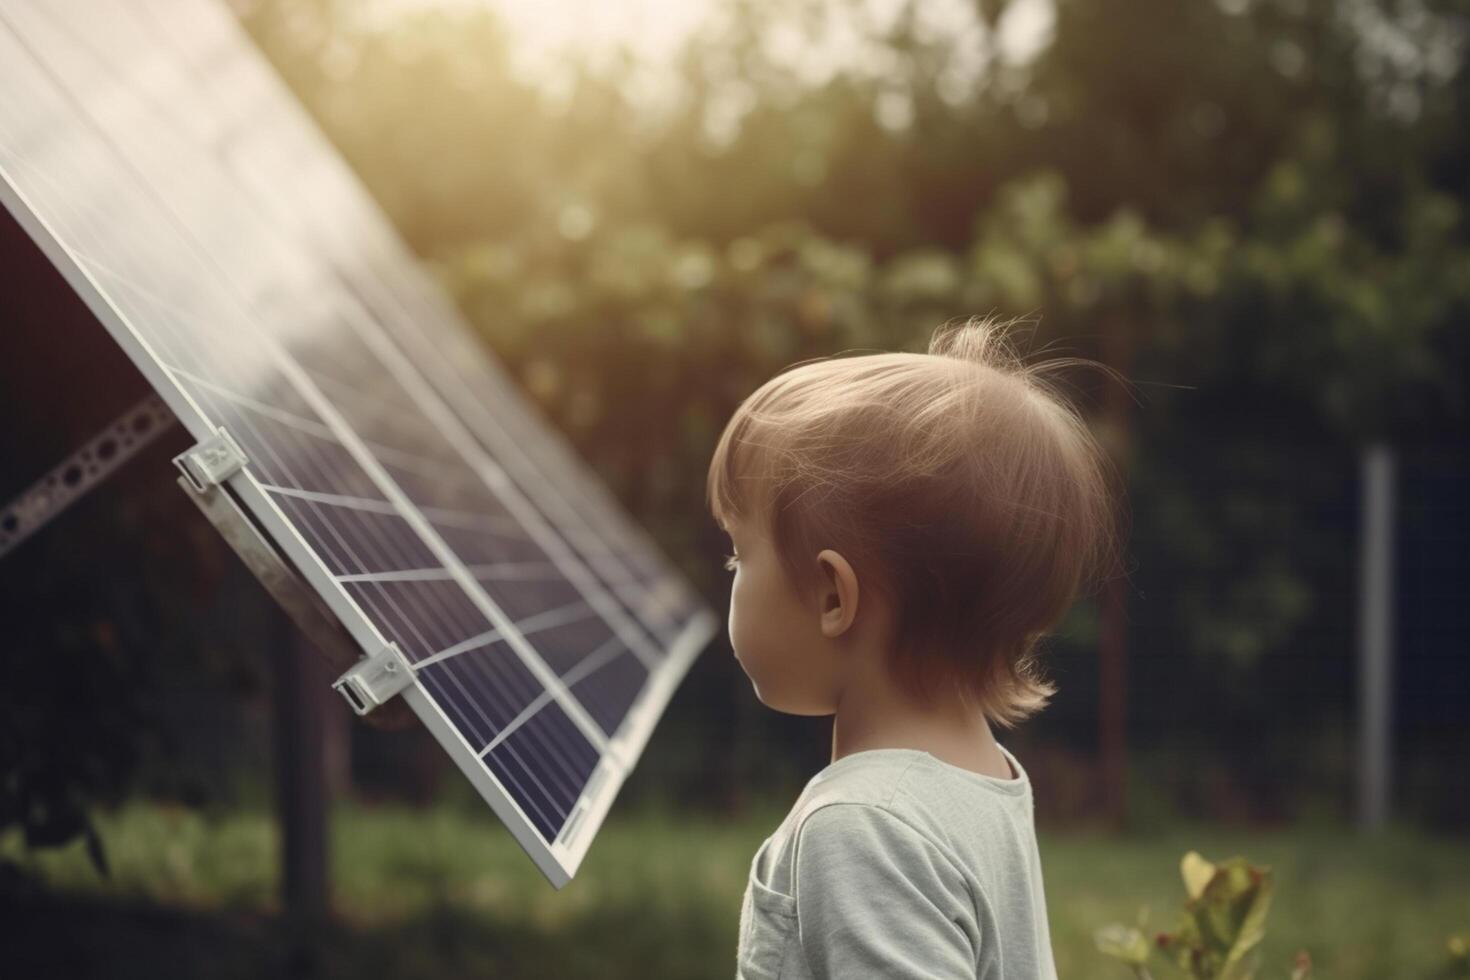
<box><xmin>0</xmin><ymin>0</ymin><xmax>715</xmax><ymax>886</ymax></box>
<box><xmin>135</xmin><ymin>0</ymin><xmax>705</xmax><ymax>657</ymax></box>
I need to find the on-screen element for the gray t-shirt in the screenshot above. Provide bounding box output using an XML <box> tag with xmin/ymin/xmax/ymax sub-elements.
<box><xmin>735</xmin><ymin>744</ymin><xmax>1058</xmax><ymax>980</ymax></box>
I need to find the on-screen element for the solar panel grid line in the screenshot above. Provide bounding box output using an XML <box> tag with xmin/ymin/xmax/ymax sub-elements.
<box><xmin>350</xmin><ymin>264</ymin><xmax>703</xmax><ymax>650</ymax></box>
<box><xmin>285</xmin><ymin>165</ymin><xmax>696</xmax><ymax>652</ymax></box>
<box><xmin>0</xmin><ymin>197</ymin><xmax>402</xmax><ymax>688</ymax></box>
<box><xmin>0</xmin><ymin>145</ymin><xmax>220</xmax><ymax>466</ymax></box>
<box><xmin>170</xmin><ymin>366</ymin><xmax>532</xmax><ymax>539</ymax></box>
<box><xmin>416</xmin><ymin>504</ymin><xmax>524</xmax><ymax>536</ymax></box>
<box><xmin>479</xmin><ymin>635</ymin><xmax>628</xmax><ymax>759</ymax></box>
<box><xmin>333</xmin><ymin>561</ymin><xmax>561</xmax><ymax>585</ymax></box>
<box><xmin>94</xmin><ymin>143</ymin><xmax>620</xmax><ymax>764</ymax></box>
<box><xmin>466</xmin><ymin>560</ymin><xmax>564</xmax><ymax>582</ymax></box>
<box><xmin>338</xmin><ymin>264</ymin><xmax>683</xmax><ymax>605</ymax></box>
<box><xmin>259</xmin><ymin>482</ymin><xmax>525</xmax><ymax>541</ymax></box>
<box><xmin>0</xmin><ymin>188</ymin><xmax>213</xmax><ymax>450</ymax></box>
<box><xmin>0</xmin><ymin>27</ymin><xmax>595</xmax><ymax>885</ymax></box>
<box><xmin>140</xmin><ymin>0</ymin><xmax>726</xmax><ymax>781</ymax></box>
<box><xmin>353</xmin><ymin>263</ymin><xmax>698</xmax><ymax>633</ymax></box>
<box><xmin>179</xmin><ymin>410</ymin><xmax>514</xmax><ymax>685</ymax></box>
<box><xmin>176</xmin><ymin>345</ymin><xmax>496</xmax><ymax>497</ymax></box>
<box><xmin>338</xmin><ymin>440</ymin><xmax>484</xmax><ymax>496</ymax></box>
<box><xmin>257</xmin><ymin>484</ymin><xmax>400</xmax><ymax>515</ymax></box>
<box><xmin>2</xmin><ymin>0</ymin><xmax>721</xmax><ymax>884</ymax></box>
<box><xmin>313</xmin><ymin>529</ymin><xmax>611</xmax><ymax>816</ymax></box>
<box><xmin>473</xmin><ymin>711</ymin><xmax>589</xmax><ymax>826</ymax></box>
<box><xmin>333</xmin><ymin>567</ymin><xmax>458</xmax><ymax>581</ymax></box>
<box><xmin>276</xmin><ymin>367</ymin><xmax>636</xmax><ymax>565</ymax></box>
<box><xmin>333</xmin><ymin>240</ymin><xmax>689</xmax><ymax>591</ymax></box>
<box><xmin>601</xmin><ymin>609</ymin><xmax>716</xmax><ymax>766</ymax></box>
<box><xmin>330</xmin><ymin>293</ymin><xmax>669</xmax><ymax>673</ymax></box>
<box><xmin>398</xmin><ymin>598</ymin><xmax>605</xmax><ymax>673</ymax></box>
<box><xmin>132</xmin><ymin>1</ymin><xmax>673</xmax><ymax>605</ymax></box>
<box><xmin>253</xmin><ymin>366</ymin><xmax>616</xmax><ymax>756</ymax></box>
<box><xmin>323</xmin><ymin>564</ymin><xmax>614</xmax><ymax>811</ymax></box>
<box><xmin>412</xmin><ymin>629</ymin><xmax>505</xmax><ymax>671</ymax></box>
<box><xmin>1</xmin><ymin>0</ymin><xmax>616</xmax><ymax>759</ymax></box>
<box><xmin>0</xmin><ymin>79</ymin><xmax>427</xmax><ymax>683</ymax></box>
<box><xmin>330</xmin><ymin>359</ymin><xmax>664</xmax><ymax>690</ymax></box>
<box><xmin>397</xmin><ymin>680</ymin><xmax>610</xmax><ymax>885</ymax></box>
<box><xmin>295</xmin><ymin>368</ymin><xmax>473</xmax><ymax>470</ymax></box>
<box><xmin>133</xmin><ymin>0</ymin><xmax>697</xmax><ymax>645</ymax></box>
<box><xmin>165</xmin><ymin>363</ymin><xmax>342</xmax><ymax>441</ymax></box>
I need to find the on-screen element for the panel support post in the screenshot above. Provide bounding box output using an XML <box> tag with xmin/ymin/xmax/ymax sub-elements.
<box><xmin>275</xmin><ymin>623</ymin><xmax>331</xmax><ymax>924</ymax></box>
<box><xmin>1097</xmin><ymin>315</ymin><xmax>1135</xmax><ymax>832</ymax></box>
<box><xmin>1357</xmin><ymin>443</ymin><xmax>1396</xmax><ymax>831</ymax></box>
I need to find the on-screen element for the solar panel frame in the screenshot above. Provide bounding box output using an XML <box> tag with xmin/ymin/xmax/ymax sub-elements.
<box><xmin>137</xmin><ymin>0</ymin><xmax>703</xmax><ymax>651</ymax></box>
<box><xmin>122</xmin><ymin>0</ymin><xmax>713</xmax><ymax>772</ymax></box>
<box><xmin>156</xmin><ymin>0</ymin><xmax>714</xmax><ymax>768</ymax></box>
<box><xmin>0</xmin><ymin>0</ymin><xmax>716</xmax><ymax>887</ymax></box>
<box><xmin>135</xmin><ymin>0</ymin><xmax>706</xmax><ymax>670</ymax></box>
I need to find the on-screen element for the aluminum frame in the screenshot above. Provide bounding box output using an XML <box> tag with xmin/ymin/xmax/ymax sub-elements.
<box><xmin>0</xmin><ymin>67</ymin><xmax>716</xmax><ymax>888</ymax></box>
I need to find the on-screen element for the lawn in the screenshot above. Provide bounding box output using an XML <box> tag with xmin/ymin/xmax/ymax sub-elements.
<box><xmin>2</xmin><ymin>801</ymin><xmax>1467</xmax><ymax>979</ymax></box>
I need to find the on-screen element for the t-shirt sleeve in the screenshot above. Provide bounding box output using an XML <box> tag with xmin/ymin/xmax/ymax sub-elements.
<box><xmin>792</xmin><ymin>802</ymin><xmax>980</xmax><ymax>980</ymax></box>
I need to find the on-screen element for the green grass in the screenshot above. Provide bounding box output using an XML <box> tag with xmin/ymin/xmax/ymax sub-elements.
<box><xmin>3</xmin><ymin>802</ymin><xmax>1468</xmax><ymax>979</ymax></box>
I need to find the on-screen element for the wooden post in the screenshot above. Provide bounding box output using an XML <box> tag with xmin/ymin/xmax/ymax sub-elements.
<box><xmin>1356</xmin><ymin>444</ymin><xmax>1395</xmax><ymax>831</ymax></box>
<box><xmin>274</xmin><ymin>626</ymin><xmax>330</xmax><ymax>923</ymax></box>
<box><xmin>1098</xmin><ymin>318</ymin><xmax>1135</xmax><ymax>831</ymax></box>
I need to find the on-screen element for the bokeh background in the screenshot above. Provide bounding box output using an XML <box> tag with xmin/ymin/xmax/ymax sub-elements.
<box><xmin>1</xmin><ymin>0</ymin><xmax>1467</xmax><ymax>977</ymax></box>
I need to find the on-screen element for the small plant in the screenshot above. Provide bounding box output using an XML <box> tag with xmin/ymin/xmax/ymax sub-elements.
<box><xmin>1446</xmin><ymin>933</ymin><xmax>1470</xmax><ymax>978</ymax></box>
<box><xmin>1095</xmin><ymin>851</ymin><xmax>1311</xmax><ymax>980</ymax></box>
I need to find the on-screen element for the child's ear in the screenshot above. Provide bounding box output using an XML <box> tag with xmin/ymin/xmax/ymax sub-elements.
<box><xmin>815</xmin><ymin>549</ymin><xmax>859</xmax><ymax>639</ymax></box>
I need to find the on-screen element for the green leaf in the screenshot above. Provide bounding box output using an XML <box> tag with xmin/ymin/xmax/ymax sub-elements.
<box><xmin>1094</xmin><ymin>923</ymin><xmax>1152</xmax><ymax>967</ymax></box>
<box><xmin>1181</xmin><ymin>851</ymin><xmax>1215</xmax><ymax>900</ymax></box>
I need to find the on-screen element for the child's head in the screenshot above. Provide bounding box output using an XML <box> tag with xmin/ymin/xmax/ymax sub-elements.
<box><xmin>707</xmin><ymin>315</ymin><xmax>1123</xmax><ymax>728</ymax></box>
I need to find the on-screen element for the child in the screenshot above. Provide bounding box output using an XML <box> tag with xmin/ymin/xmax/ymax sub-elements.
<box><xmin>708</xmin><ymin>316</ymin><xmax>1122</xmax><ymax>979</ymax></box>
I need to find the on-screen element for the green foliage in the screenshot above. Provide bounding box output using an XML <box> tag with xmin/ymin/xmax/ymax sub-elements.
<box><xmin>0</xmin><ymin>442</ymin><xmax>282</xmax><ymax>877</ymax></box>
<box><xmin>238</xmin><ymin>0</ymin><xmax>1470</xmax><ymax>683</ymax></box>
<box><xmin>1448</xmin><ymin>934</ymin><xmax>1470</xmax><ymax>978</ymax></box>
<box><xmin>1096</xmin><ymin>850</ymin><xmax>1308</xmax><ymax>980</ymax></box>
<box><xmin>1161</xmin><ymin>852</ymin><xmax>1276</xmax><ymax>980</ymax></box>
<box><xmin>10</xmin><ymin>0</ymin><xmax>1468</xmax><ymax>868</ymax></box>
<box><xmin>7</xmin><ymin>806</ymin><xmax>1470</xmax><ymax>979</ymax></box>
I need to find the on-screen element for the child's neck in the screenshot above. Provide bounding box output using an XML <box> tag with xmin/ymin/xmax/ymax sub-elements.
<box><xmin>829</xmin><ymin>655</ymin><xmax>1014</xmax><ymax>780</ymax></box>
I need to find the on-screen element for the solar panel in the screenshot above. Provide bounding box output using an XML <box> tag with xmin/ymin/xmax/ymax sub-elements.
<box><xmin>0</xmin><ymin>0</ymin><xmax>716</xmax><ymax>887</ymax></box>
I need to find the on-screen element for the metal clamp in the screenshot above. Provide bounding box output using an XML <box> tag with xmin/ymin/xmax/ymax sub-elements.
<box><xmin>173</xmin><ymin>428</ymin><xmax>248</xmax><ymax>492</ymax></box>
<box><xmin>333</xmin><ymin>643</ymin><xmax>414</xmax><ymax>715</ymax></box>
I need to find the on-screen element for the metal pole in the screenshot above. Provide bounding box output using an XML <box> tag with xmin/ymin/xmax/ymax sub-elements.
<box><xmin>275</xmin><ymin>625</ymin><xmax>331</xmax><ymax>923</ymax></box>
<box><xmin>1098</xmin><ymin>317</ymin><xmax>1135</xmax><ymax>831</ymax></box>
<box><xmin>1357</xmin><ymin>444</ymin><xmax>1395</xmax><ymax>831</ymax></box>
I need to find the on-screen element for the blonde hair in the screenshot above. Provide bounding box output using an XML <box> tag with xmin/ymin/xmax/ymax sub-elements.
<box><xmin>707</xmin><ymin>315</ymin><xmax>1126</xmax><ymax>728</ymax></box>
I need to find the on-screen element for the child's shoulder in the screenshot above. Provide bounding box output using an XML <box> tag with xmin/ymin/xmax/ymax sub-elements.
<box><xmin>791</xmin><ymin>752</ymin><xmax>940</xmax><ymax>851</ymax></box>
<box><xmin>798</xmin><ymin>746</ymin><xmax>1028</xmax><ymax>811</ymax></box>
<box><xmin>751</xmin><ymin>751</ymin><xmax>993</xmax><ymax>899</ymax></box>
<box><xmin>785</xmin><ymin>747</ymin><xmax>1032</xmax><ymax>853</ymax></box>
<box><xmin>802</xmin><ymin>748</ymin><xmax>924</xmax><ymax>804</ymax></box>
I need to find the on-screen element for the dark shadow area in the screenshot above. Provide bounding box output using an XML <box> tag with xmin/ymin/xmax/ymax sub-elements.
<box><xmin>0</xmin><ymin>888</ymin><xmax>732</xmax><ymax>980</ymax></box>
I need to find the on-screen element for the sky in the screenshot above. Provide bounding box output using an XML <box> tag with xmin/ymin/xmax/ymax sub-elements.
<box><xmin>349</xmin><ymin>0</ymin><xmax>1056</xmax><ymax>121</ymax></box>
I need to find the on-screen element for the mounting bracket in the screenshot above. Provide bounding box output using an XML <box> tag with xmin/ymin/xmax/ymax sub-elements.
<box><xmin>173</xmin><ymin>427</ymin><xmax>248</xmax><ymax>491</ymax></box>
<box><xmin>175</xmin><ymin>470</ymin><xmax>416</xmax><ymax>719</ymax></box>
<box><xmin>0</xmin><ymin>394</ymin><xmax>177</xmax><ymax>558</ymax></box>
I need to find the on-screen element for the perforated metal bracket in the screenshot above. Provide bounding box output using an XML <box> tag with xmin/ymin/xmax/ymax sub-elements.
<box><xmin>0</xmin><ymin>394</ymin><xmax>176</xmax><ymax>559</ymax></box>
<box><xmin>333</xmin><ymin>643</ymin><xmax>414</xmax><ymax>715</ymax></box>
<box><xmin>173</xmin><ymin>428</ymin><xmax>248</xmax><ymax>492</ymax></box>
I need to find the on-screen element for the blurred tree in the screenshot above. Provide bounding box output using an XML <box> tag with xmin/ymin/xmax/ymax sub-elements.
<box><xmin>194</xmin><ymin>0</ymin><xmax>1470</xmax><ymax>821</ymax></box>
